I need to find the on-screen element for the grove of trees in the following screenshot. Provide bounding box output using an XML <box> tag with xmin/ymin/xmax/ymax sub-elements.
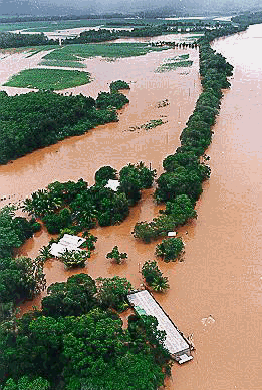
<box><xmin>0</xmin><ymin>273</ymin><xmax>171</xmax><ymax>389</ymax></box>
<box><xmin>0</xmin><ymin>88</ymin><xmax>128</xmax><ymax>165</ymax></box>
<box><xmin>22</xmin><ymin>161</ymin><xmax>156</xmax><ymax>234</ymax></box>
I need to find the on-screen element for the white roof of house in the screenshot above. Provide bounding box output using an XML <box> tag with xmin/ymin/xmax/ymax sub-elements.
<box><xmin>59</xmin><ymin>233</ymin><xmax>85</xmax><ymax>247</ymax></box>
<box><xmin>168</xmin><ymin>232</ymin><xmax>177</xmax><ymax>237</ymax></box>
<box><xmin>50</xmin><ymin>234</ymin><xmax>85</xmax><ymax>258</ymax></box>
<box><xmin>105</xmin><ymin>179</ymin><xmax>120</xmax><ymax>192</ymax></box>
<box><xmin>50</xmin><ymin>243</ymin><xmax>67</xmax><ymax>257</ymax></box>
<box><xmin>127</xmin><ymin>290</ymin><xmax>190</xmax><ymax>356</ymax></box>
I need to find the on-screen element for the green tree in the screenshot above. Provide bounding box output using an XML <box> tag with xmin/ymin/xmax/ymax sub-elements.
<box><xmin>94</xmin><ymin>165</ymin><xmax>117</xmax><ymax>186</ymax></box>
<box><xmin>141</xmin><ymin>260</ymin><xmax>169</xmax><ymax>292</ymax></box>
<box><xmin>136</xmin><ymin>161</ymin><xmax>156</xmax><ymax>188</ymax></box>
<box><xmin>3</xmin><ymin>376</ymin><xmax>50</xmax><ymax>390</ymax></box>
<box><xmin>133</xmin><ymin>221</ymin><xmax>158</xmax><ymax>243</ymax></box>
<box><xmin>156</xmin><ymin>237</ymin><xmax>185</xmax><ymax>262</ymax></box>
<box><xmin>96</xmin><ymin>91</ymin><xmax>129</xmax><ymax>110</ymax></box>
<box><xmin>119</xmin><ymin>164</ymin><xmax>142</xmax><ymax>206</ymax></box>
<box><xmin>106</xmin><ymin>246</ymin><xmax>127</xmax><ymax>264</ymax></box>
<box><xmin>81</xmin><ymin>232</ymin><xmax>97</xmax><ymax>250</ymax></box>
<box><xmin>42</xmin><ymin>208</ymin><xmax>71</xmax><ymax>234</ymax></box>
<box><xmin>60</xmin><ymin>249</ymin><xmax>89</xmax><ymax>269</ymax></box>
<box><xmin>42</xmin><ymin>274</ymin><xmax>97</xmax><ymax>317</ymax></box>
<box><xmin>109</xmin><ymin>80</ymin><xmax>130</xmax><ymax>93</ymax></box>
<box><xmin>165</xmin><ymin>194</ymin><xmax>197</xmax><ymax>225</ymax></box>
<box><xmin>0</xmin><ymin>206</ymin><xmax>25</xmax><ymax>258</ymax></box>
<box><xmin>96</xmin><ymin>276</ymin><xmax>131</xmax><ymax>311</ymax></box>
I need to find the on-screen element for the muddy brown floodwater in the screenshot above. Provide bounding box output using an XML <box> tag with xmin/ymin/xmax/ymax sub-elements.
<box><xmin>2</xmin><ymin>25</ymin><xmax>262</xmax><ymax>389</ymax></box>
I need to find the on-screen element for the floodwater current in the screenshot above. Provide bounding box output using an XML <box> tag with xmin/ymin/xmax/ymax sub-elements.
<box><xmin>1</xmin><ymin>25</ymin><xmax>262</xmax><ymax>389</ymax></box>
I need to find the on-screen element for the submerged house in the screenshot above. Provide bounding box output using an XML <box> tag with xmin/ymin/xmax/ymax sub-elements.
<box><xmin>127</xmin><ymin>290</ymin><xmax>193</xmax><ymax>364</ymax></box>
<box><xmin>50</xmin><ymin>234</ymin><xmax>85</xmax><ymax>258</ymax></box>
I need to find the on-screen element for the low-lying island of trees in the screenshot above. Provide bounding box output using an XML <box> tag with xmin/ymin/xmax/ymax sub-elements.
<box><xmin>0</xmin><ymin>81</ymin><xmax>129</xmax><ymax>165</ymax></box>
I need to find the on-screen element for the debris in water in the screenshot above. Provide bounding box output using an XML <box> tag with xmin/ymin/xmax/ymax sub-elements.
<box><xmin>201</xmin><ymin>314</ymin><xmax>215</xmax><ymax>326</ymax></box>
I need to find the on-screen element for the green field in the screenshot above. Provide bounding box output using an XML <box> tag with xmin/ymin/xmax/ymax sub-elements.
<box><xmin>0</xmin><ymin>17</ymin><xmax>176</xmax><ymax>33</ymax></box>
<box><xmin>4</xmin><ymin>68</ymin><xmax>91</xmax><ymax>90</ymax></box>
<box><xmin>156</xmin><ymin>60</ymin><xmax>193</xmax><ymax>72</ymax></box>
<box><xmin>43</xmin><ymin>42</ymin><xmax>169</xmax><ymax>61</ymax></box>
<box><xmin>0</xmin><ymin>16</ymin><xmax>227</xmax><ymax>33</ymax></box>
<box><xmin>39</xmin><ymin>59</ymin><xmax>86</xmax><ymax>68</ymax></box>
<box><xmin>155</xmin><ymin>54</ymin><xmax>193</xmax><ymax>73</ymax></box>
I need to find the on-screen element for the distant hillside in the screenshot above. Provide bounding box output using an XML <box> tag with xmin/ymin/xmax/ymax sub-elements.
<box><xmin>0</xmin><ymin>0</ymin><xmax>261</xmax><ymax>17</ymax></box>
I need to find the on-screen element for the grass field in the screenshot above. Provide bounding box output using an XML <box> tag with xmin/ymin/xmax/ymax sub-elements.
<box><xmin>39</xmin><ymin>59</ymin><xmax>86</xmax><ymax>68</ymax></box>
<box><xmin>43</xmin><ymin>42</ymin><xmax>169</xmax><ymax>61</ymax></box>
<box><xmin>0</xmin><ymin>17</ymin><xmax>178</xmax><ymax>33</ymax></box>
<box><xmin>4</xmin><ymin>68</ymin><xmax>91</xmax><ymax>90</ymax></box>
<box><xmin>156</xmin><ymin>60</ymin><xmax>193</xmax><ymax>72</ymax></box>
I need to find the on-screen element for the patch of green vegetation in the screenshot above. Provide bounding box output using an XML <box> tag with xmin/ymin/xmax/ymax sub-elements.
<box><xmin>25</xmin><ymin>45</ymin><xmax>57</xmax><ymax>57</ymax></box>
<box><xmin>141</xmin><ymin>119</ymin><xmax>165</xmax><ymax>130</ymax></box>
<box><xmin>39</xmin><ymin>59</ymin><xmax>86</xmax><ymax>68</ymax></box>
<box><xmin>17</xmin><ymin>19</ymin><xmax>108</xmax><ymax>32</ymax></box>
<box><xmin>128</xmin><ymin>118</ymin><xmax>166</xmax><ymax>132</ymax></box>
<box><xmin>43</xmin><ymin>42</ymin><xmax>169</xmax><ymax>61</ymax></box>
<box><xmin>178</xmin><ymin>53</ymin><xmax>189</xmax><ymax>59</ymax></box>
<box><xmin>155</xmin><ymin>59</ymin><xmax>193</xmax><ymax>73</ymax></box>
<box><xmin>4</xmin><ymin>68</ymin><xmax>91</xmax><ymax>90</ymax></box>
<box><xmin>109</xmin><ymin>79</ymin><xmax>129</xmax><ymax>92</ymax></box>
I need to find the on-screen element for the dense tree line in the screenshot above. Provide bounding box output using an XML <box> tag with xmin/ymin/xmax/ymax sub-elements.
<box><xmin>0</xmin><ymin>32</ymin><xmax>57</xmax><ymax>48</ymax></box>
<box><xmin>232</xmin><ymin>11</ymin><xmax>262</xmax><ymax>27</ymax></box>
<box><xmin>134</xmin><ymin>27</ymin><xmax>237</xmax><ymax>243</ymax></box>
<box><xmin>0</xmin><ymin>273</ymin><xmax>171</xmax><ymax>389</ymax></box>
<box><xmin>0</xmin><ymin>88</ymin><xmax>128</xmax><ymax>165</ymax></box>
<box><xmin>62</xmin><ymin>22</ymin><xmax>236</xmax><ymax>45</ymax></box>
<box><xmin>23</xmin><ymin>162</ymin><xmax>156</xmax><ymax>234</ymax></box>
<box><xmin>0</xmin><ymin>207</ymin><xmax>44</xmax><ymax>321</ymax></box>
<box><xmin>0</xmin><ymin>19</ymin><xmax>247</xmax><ymax>49</ymax></box>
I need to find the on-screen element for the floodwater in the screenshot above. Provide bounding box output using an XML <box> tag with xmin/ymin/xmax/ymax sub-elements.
<box><xmin>0</xmin><ymin>47</ymin><xmax>200</xmax><ymax>201</ymax></box>
<box><xmin>2</xmin><ymin>24</ymin><xmax>262</xmax><ymax>389</ymax></box>
<box><xmin>0</xmin><ymin>49</ymin><xmax>53</xmax><ymax>96</ymax></box>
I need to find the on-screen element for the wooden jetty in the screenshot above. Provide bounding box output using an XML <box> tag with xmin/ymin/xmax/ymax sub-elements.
<box><xmin>127</xmin><ymin>290</ymin><xmax>193</xmax><ymax>364</ymax></box>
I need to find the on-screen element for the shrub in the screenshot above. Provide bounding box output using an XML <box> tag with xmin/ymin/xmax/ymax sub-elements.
<box><xmin>133</xmin><ymin>221</ymin><xmax>158</xmax><ymax>243</ymax></box>
<box><xmin>156</xmin><ymin>237</ymin><xmax>184</xmax><ymax>262</ymax></box>
<box><xmin>60</xmin><ymin>249</ymin><xmax>90</xmax><ymax>269</ymax></box>
<box><xmin>106</xmin><ymin>246</ymin><xmax>127</xmax><ymax>264</ymax></box>
<box><xmin>142</xmin><ymin>260</ymin><xmax>169</xmax><ymax>292</ymax></box>
<box><xmin>109</xmin><ymin>80</ymin><xmax>130</xmax><ymax>93</ymax></box>
<box><xmin>95</xmin><ymin>165</ymin><xmax>117</xmax><ymax>186</ymax></box>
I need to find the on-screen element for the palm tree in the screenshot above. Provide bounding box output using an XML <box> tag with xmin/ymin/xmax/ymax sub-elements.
<box><xmin>60</xmin><ymin>249</ymin><xmax>90</xmax><ymax>269</ymax></box>
<box><xmin>39</xmin><ymin>245</ymin><xmax>51</xmax><ymax>261</ymax></box>
<box><xmin>151</xmin><ymin>276</ymin><xmax>170</xmax><ymax>293</ymax></box>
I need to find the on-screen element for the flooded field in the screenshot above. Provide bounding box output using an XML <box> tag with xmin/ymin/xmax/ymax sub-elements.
<box><xmin>0</xmin><ymin>47</ymin><xmax>200</xmax><ymax>199</ymax></box>
<box><xmin>2</xmin><ymin>24</ymin><xmax>262</xmax><ymax>389</ymax></box>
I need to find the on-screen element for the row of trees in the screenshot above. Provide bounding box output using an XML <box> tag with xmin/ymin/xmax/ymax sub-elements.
<box><xmin>22</xmin><ymin>162</ymin><xmax>156</xmax><ymax>234</ymax></box>
<box><xmin>0</xmin><ymin>207</ymin><xmax>44</xmax><ymax>321</ymax></box>
<box><xmin>0</xmin><ymin>85</ymin><xmax>129</xmax><ymax>165</ymax></box>
<box><xmin>134</xmin><ymin>26</ymin><xmax>236</xmax><ymax>244</ymax></box>
<box><xmin>0</xmin><ymin>273</ymin><xmax>171</xmax><ymax>389</ymax></box>
<box><xmin>62</xmin><ymin>23</ymin><xmax>240</xmax><ymax>45</ymax></box>
<box><xmin>0</xmin><ymin>32</ymin><xmax>57</xmax><ymax>48</ymax></box>
<box><xmin>232</xmin><ymin>11</ymin><xmax>262</xmax><ymax>26</ymax></box>
<box><xmin>0</xmin><ymin>19</ymin><xmax>249</xmax><ymax>49</ymax></box>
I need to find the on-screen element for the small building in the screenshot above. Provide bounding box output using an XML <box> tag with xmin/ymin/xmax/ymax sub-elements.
<box><xmin>105</xmin><ymin>179</ymin><xmax>120</xmax><ymax>192</ymax></box>
<box><xmin>127</xmin><ymin>290</ymin><xmax>193</xmax><ymax>364</ymax></box>
<box><xmin>50</xmin><ymin>234</ymin><xmax>85</xmax><ymax>258</ymax></box>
